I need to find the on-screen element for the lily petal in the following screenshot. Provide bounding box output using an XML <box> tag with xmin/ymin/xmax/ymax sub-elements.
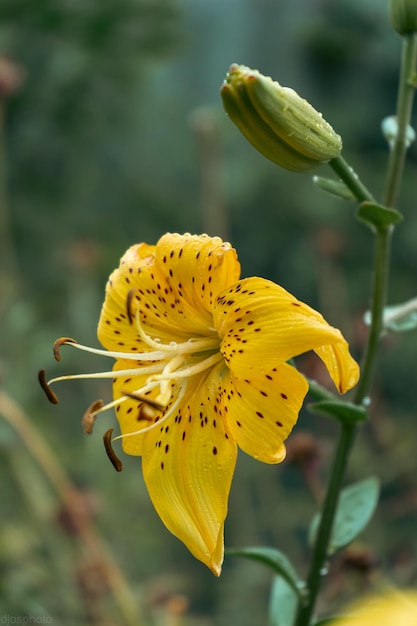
<box><xmin>214</xmin><ymin>362</ymin><xmax>309</xmax><ymax>463</ymax></box>
<box><xmin>155</xmin><ymin>233</ymin><xmax>241</xmax><ymax>316</ymax></box>
<box><xmin>214</xmin><ymin>277</ymin><xmax>359</xmax><ymax>392</ymax></box>
<box><xmin>97</xmin><ymin>242</ymin><xmax>181</xmax><ymax>351</ymax></box>
<box><xmin>314</xmin><ymin>341</ymin><xmax>360</xmax><ymax>394</ymax></box>
<box><xmin>141</xmin><ymin>366</ymin><xmax>237</xmax><ymax>575</ymax></box>
<box><xmin>98</xmin><ymin>234</ymin><xmax>241</xmax><ymax>351</ymax></box>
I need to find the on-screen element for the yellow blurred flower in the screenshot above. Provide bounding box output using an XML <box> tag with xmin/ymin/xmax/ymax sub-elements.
<box><xmin>42</xmin><ymin>233</ymin><xmax>359</xmax><ymax>575</ymax></box>
<box><xmin>332</xmin><ymin>590</ymin><xmax>417</xmax><ymax>626</ymax></box>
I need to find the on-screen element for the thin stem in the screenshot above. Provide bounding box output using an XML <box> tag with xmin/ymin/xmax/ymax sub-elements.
<box><xmin>383</xmin><ymin>33</ymin><xmax>417</xmax><ymax>208</ymax></box>
<box><xmin>296</xmin><ymin>221</ymin><xmax>392</xmax><ymax>624</ymax></box>
<box><xmin>295</xmin><ymin>36</ymin><xmax>415</xmax><ymax>622</ymax></box>
<box><xmin>295</xmin><ymin>423</ymin><xmax>356</xmax><ymax>626</ymax></box>
<box><xmin>353</xmin><ymin>226</ymin><xmax>392</xmax><ymax>404</ymax></box>
<box><xmin>328</xmin><ymin>156</ymin><xmax>375</xmax><ymax>203</ymax></box>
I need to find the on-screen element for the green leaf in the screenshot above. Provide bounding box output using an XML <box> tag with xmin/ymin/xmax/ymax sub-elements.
<box><xmin>226</xmin><ymin>546</ymin><xmax>304</xmax><ymax>598</ymax></box>
<box><xmin>308</xmin><ymin>400</ymin><xmax>368</xmax><ymax>426</ymax></box>
<box><xmin>269</xmin><ymin>576</ymin><xmax>299</xmax><ymax>626</ymax></box>
<box><xmin>309</xmin><ymin>477</ymin><xmax>380</xmax><ymax>554</ymax></box>
<box><xmin>356</xmin><ymin>201</ymin><xmax>403</xmax><ymax>229</ymax></box>
<box><xmin>313</xmin><ymin>618</ymin><xmax>343</xmax><ymax>625</ymax></box>
<box><xmin>364</xmin><ymin>298</ymin><xmax>417</xmax><ymax>333</ymax></box>
<box><xmin>313</xmin><ymin>176</ymin><xmax>356</xmax><ymax>200</ymax></box>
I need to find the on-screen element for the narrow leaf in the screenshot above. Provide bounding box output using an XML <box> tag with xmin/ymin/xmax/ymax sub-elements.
<box><xmin>309</xmin><ymin>477</ymin><xmax>380</xmax><ymax>554</ymax></box>
<box><xmin>226</xmin><ymin>546</ymin><xmax>303</xmax><ymax>598</ymax></box>
<box><xmin>313</xmin><ymin>176</ymin><xmax>356</xmax><ymax>200</ymax></box>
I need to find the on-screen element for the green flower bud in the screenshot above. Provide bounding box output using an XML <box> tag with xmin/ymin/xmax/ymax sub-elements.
<box><xmin>390</xmin><ymin>0</ymin><xmax>417</xmax><ymax>34</ymax></box>
<box><xmin>220</xmin><ymin>64</ymin><xmax>342</xmax><ymax>173</ymax></box>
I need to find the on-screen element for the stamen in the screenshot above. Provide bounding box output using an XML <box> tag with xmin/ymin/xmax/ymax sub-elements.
<box><xmin>81</xmin><ymin>399</ymin><xmax>104</xmax><ymax>434</ymax></box>
<box><xmin>46</xmin><ymin>363</ymin><xmax>165</xmax><ymax>386</ymax></box>
<box><xmin>38</xmin><ymin>369</ymin><xmax>59</xmax><ymax>404</ymax></box>
<box><xmin>89</xmin><ymin>380</ymin><xmax>162</xmax><ymax>418</ymax></box>
<box><xmin>126</xmin><ymin>288</ymin><xmax>137</xmax><ymax>325</ymax></box>
<box><xmin>121</xmin><ymin>390</ymin><xmax>164</xmax><ymax>412</ymax></box>
<box><xmin>55</xmin><ymin>341</ymin><xmax>172</xmax><ymax>362</ymax></box>
<box><xmin>152</xmin><ymin>352</ymin><xmax>224</xmax><ymax>382</ymax></box>
<box><xmin>135</xmin><ymin>310</ymin><xmax>219</xmax><ymax>355</ymax></box>
<box><xmin>103</xmin><ymin>428</ymin><xmax>123</xmax><ymax>472</ymax></box>
<box><xmin>158</xmin><ymin>354</ymin><xmax>184</xmax><ymax>405</ymax></box>
<box><xmin>53</xmin><ymin>337</ymin><xmax>78</xmax><ymax>361</ymax></box>
<box><xmin>138</xmin><ymin>404</ymin><xmax>158</xmax><ymax>421</ymax></box>
<box><xmin>113</xmin><ymin>381</ymin><xmax>187</xmax><ymax>441</ymax></box>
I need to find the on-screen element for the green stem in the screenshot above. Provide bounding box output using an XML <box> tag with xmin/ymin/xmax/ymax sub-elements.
<box><xmin>383</xmin><ymin>33</ymin><xmax>417</xmax><ymax>208</ymax></box>
<box><xmin>295</xmin><ymin>423</ymin><xmax>356</xmax><ymax>626</ymax></box>
<box><xmin>296</xmin><ymin>221</ymin><xmax>392</xmax><ymax>626</ymax></box>
<box><xmin>295</xmin><ymin>35</ymin><xmax>416</xmax><ymax>626</ymax></box>
<box><xmin>353</xmin><ymin>225</ymin><xmax>392</xmax><ymax>404</ymax></box>
<box><xmin>328</xmin><ymin>155</ymin><xmax>375</xmax><ymax>203</ymax></box>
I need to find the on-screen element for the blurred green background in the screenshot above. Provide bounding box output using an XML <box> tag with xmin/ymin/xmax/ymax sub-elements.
<box><xmin>1</xmin><ymin>0</ymin><xmax>417</xmax><ymax>624</ymax></box>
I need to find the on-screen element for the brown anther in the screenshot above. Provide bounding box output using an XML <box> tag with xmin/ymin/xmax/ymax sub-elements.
<box><xmin>126</xmin><ymin>288</ymin><xmax>137</xmax><ymax>325</ymax></box>
<box><xmin>81</xmin><ymin>400</ymin><xmax>104</xmax><ymax>434</ymax></box>
<box><xmin>38</xmin><ymin>369</ymin><xmax>59</xmax><ymax>404</ymax></box>
<box><xmin>103</xmin><ymin>429</ymin><xmax>123</xmax><ymax>472</ymax></box>
<box><xmin>53</xmin><ymin>337</ymin><xmax>78</xmax><ymax>362</ymax></box>
<box><xmin>122</xmin><ymin>390</ymin><xmax>164</xmax><ymax>412</ymax></box>
<box><xmin>138</xmin><ymin>404</ymin><xmax>157</xmax><ymax>421</ymax></box>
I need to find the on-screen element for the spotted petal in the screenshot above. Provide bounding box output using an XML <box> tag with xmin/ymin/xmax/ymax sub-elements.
<box><xmin>98</xmin><ymin>234</ymin><xmax>241</xmax><ymax>350</ymax></box>
<box><xmin>213</xmin><ymin>277</ymin><xmax>359</xmax><ymax>393</ymax></box>
<box><xmin>141</xmin><ymin>365</ymin><xmax>238</xmax><ymax>576</ymax></box>
<box><xmin>155</xmin><ymin>233</ymin><xmax>241</xmax><ymax>315</ymax></box>
<box><xmin>214</xmin><ymin>361</ymin><xmax>309</xmax><ymax>463</ymax></box>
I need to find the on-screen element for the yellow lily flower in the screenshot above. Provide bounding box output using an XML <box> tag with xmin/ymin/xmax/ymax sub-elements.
<box><xmin>41</xmin><ymin>233</ymin><xmax>359</xmax><ymax>575</ymax></box>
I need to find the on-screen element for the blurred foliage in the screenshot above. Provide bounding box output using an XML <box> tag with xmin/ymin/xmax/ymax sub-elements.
<box><xmin>1</xmin><ymin>0</ymin><xmax>417</xmax><ymax>624</ymax></box>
